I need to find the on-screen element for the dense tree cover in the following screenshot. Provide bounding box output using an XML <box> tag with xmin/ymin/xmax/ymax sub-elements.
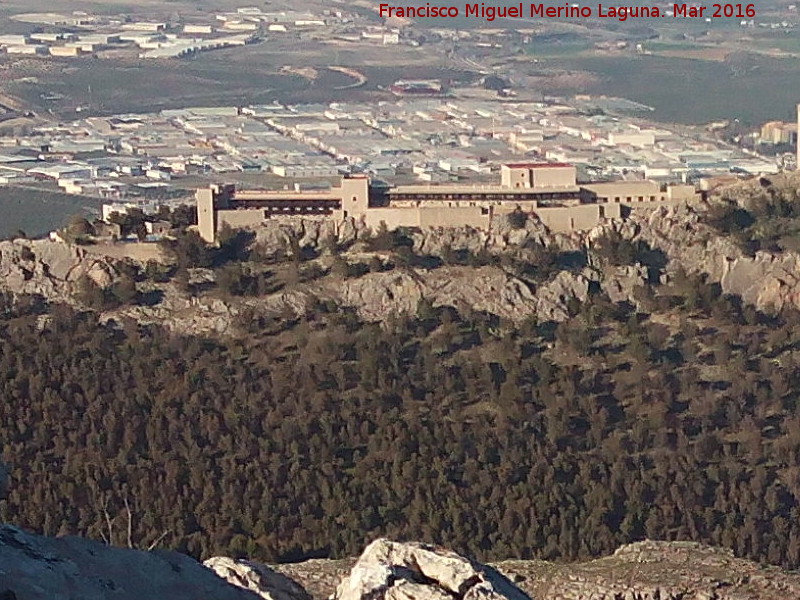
<box><xmin>3</xmin><ymin>268</ymin><xmax>800</xmax><ymax>568</ymax></box>
<box><xmin>107</xmin><ymin>208</ymin><xmax>149</xmax><ymax>241</ymax></box>
<box><xmin>705</xmin><ymin>188</ymin><xmax>800</xmax><ymax>254</ymax></box>
<box><xmin>506</xmin><ymin>210</ymin><xmax>528</xmax><ymax>230</ymax></box>
<box><xmin>591</xmin><ymin>231</ymin><xmax>666</xmax><ymax>272</ymax></box>
<box><xmin>74</xmin><ymin>273</ymin><xmax>141</xmax><ymax>310</ymax></box>
<box><xmin>106</xmin><ymin>204</ymin><xmax>196</xmax><ymax>240</ymax></box>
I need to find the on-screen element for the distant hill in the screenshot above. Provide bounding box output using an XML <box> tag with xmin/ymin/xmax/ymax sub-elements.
<box><xmin>0</xmin><ymin>186</ymin><xmax>95</xmax><ymax>238</ymax></box>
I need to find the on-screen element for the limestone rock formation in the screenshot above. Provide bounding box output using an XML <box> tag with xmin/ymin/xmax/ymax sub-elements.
<box><xmin>602</xmin><ymin>264</ymin><xmax>649</xmax><ymax>304</ymax></box>
<box><xmin>250</xmin><ymin>216</ymin><xmax>552</xmax><ymax>260</ymax></box>
<box><xmin>252</xmin><ymin>217</ymin><xmax>363</xmax><ymax>258</ymax></box>
<box><xmin>533</xmin><ymin>270</ymin><xmax>592</xmax><ymax>321</ymax></box>
<box><xmin>0</xmin><ymin>239</ymin><xmax>118</xmax><ymax>299</ymax></box>
<box><xmin>3</xmin><ymin>517</ymin><xmax>800</xmax><ymax>600</ymax></box>
<box><xmin>0</xmin><ymin>229</ymin><xmax>627</xmax><ymax>333</ymax></box>
<box><xmin>205</xmin><ymin>556</ymin><xmax>312</xmax><ymax>600</ymax></box>
<box><xmin>332</xmin><ymin>267</ymin><xmax>543</xmax><ymax>323</ymax></box>
<box><xmin>269</xmin><ymin>540</ymin><xmax>800</xmax><ymax>600</ymax></box>
<box><xmin>331</xmin><ymin>539</ymin><xmax>531</xmax><ymax>600</ymax></box>
<box><xmin>0</xmin><ymin>524</ymin><xmax>261</xmax><ymax>600</ymax></box>
<box><xmin>496</xmin><ymin>539</ymin><xmax>800</xmax><ymax>600</ymax></box>
<box><xmin>601</xmin><ymin>201</ymin><xmax>800</xmax><ymax>314</ymax></box>
<box><xmin>14</xmin><ymin>194</ymin><xmax>800</xmax><ymax>333</ymax></box>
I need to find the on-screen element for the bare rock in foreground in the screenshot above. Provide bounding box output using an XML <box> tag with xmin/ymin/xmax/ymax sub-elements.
<box><xmin>331</xmin><ymin>539</ymin><xmax>531</xmax><ymax>600</ymax></box>
<box><xmin>269</xmin><ymin>540</ymin><xmax>800</xmax><ymax>600</ymax></box>
<box><xmin>0</xmin><ymin>524</ymin><xmax>260</xmax><ymax>600</ymax></box>
<box><xmin>205</xmin><ymin>556</ymin><xmax>313</xmax><ymax>600</ymax></box>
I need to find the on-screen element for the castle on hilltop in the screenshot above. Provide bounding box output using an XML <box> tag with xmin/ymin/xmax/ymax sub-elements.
<box><xmin>196</xmin><ymin>163</ymin><xmax>701</xmax><ymax>243</ymax></box>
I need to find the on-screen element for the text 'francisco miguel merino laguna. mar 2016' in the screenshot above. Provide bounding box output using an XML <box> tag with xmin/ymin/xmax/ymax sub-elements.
<box><xmin>378</xmin><ymin>2</ymin><xmax>757</xmax><ymax>22</ymax></box>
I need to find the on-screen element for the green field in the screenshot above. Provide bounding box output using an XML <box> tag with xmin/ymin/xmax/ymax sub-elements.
<box><xmin>2</xmin><ymin>41</ymin><xmax>473</xmax><ymax>118</ymax></box>
<box><xmin>6</xmin><ymin>54</ymin><xmax>311</xmax><ymax>117</ymax></box>
<box><xmin>644</xmin><ymin>41</ymin><xmax>706</xmax><ymax>52</ymax></box>
<box><xmin>526</xmin><ymin>39</ymin><xmax>593</xmax><ymax>57</ymax></box>
<box><xmin>749</xmin><ymin>35</ymin><xmax>800</xmax><ymax>54</ymax></box>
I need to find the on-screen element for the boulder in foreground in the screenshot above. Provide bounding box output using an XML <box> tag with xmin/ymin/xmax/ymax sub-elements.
<box><xmin>331</xmin><ymin>538</ymin><xmax>532</xmax><ymax>600</ymax></box>
<box><xmin>205</xmin><ymin>556</ymin><xmax>313</xmax><ymax>600</ymax></box>
<box><xmin>0</xmin><ymin>524</ymin><xmax>260</xmax><ymax>600</ymax></box>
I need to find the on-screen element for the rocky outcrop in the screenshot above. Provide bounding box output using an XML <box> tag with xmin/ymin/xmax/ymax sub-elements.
<box><xmin>0</xmin><ymin>524</ymin><xmax>261</xmax><ymax>600</ymax></box>
<box><xmin>719</xmin><ymin>251</ymin><xmax>800</xmax><ymax>312</ymax></box>
<box><xmin>332</xmin><ymin>267</ymin><xmax>541</xmax><ymax>322</ymax></box>
<box><xmin>16</xmin><ymin>198</ymin><xmax>800</xmax><ymax>332</ymax></box>
<box><xmin>269</xmin><ymin>540</ymin><xmax>800</xmax><ymax>600</ymax></box>
<box><xmin>409</xmin><ymin>217</ymin><xmax>551</xmax><ymax>257</ymax></box>
<box><xmin>3</xmin><ymin>520</ymin><xmax>800</xmax><ymax>600</ymax></box>
<box><xmin>496</xmin><ymin>540</ymin><xmax>800</xmax><ymax>600</ymax></box>
<box><xmin>0</xmin><ymin>239</ymin><xmax>118</xmax><ymax>298</ymax></box>
<box><xmin>205</xmin><ymin>556</ymin><xmax>312</xmax><ymax>600</ymax></box>
<box><xmin>601</xmin><ymin>202</ymin><xmax>800</xmax><ymax>314</ymax></box>
<box><xmin>611</xmin><ymin>202</ymin><xmax>738</xmax><ymax>284</ymax></box>
<box><xmin>602</xmin><ymin>264</ymin><xmax>649</xmax><ymax>304</ymax></box>
<box><xmin>331</xmin><ymin>265</ymin><xmax>604</xmax><ymax>324</ymax></box>
<box><xmin>331</xmin><ymin>539</ymin><xmax>530</xmax><ymax>600</ymax></box>
<box><xmin>253</xmin><ymin>217</ymin><xmax>363</xmax><ymax>257</ymax></box>
<box><xmin>251</xmin><ymin>215</ymin><xmax>553</xmax><ymax>259</ymax></box>
<box><xmin>0</xmin><ymin>235</ymin><xmax>623</xmax><ymax>333</ymax></box>
<box><xmin>533</xmin><ymin>270</ymin><xmax>592</xmax><ymax>321</ymax></box>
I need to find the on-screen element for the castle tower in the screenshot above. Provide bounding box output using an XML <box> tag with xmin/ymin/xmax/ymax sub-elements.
<box><xmin>339</xmin><ymin>175</ymin><xmax>370</xmax><ymax>217</ymax></box>
<box><xmin>196</xmin><ymin>188</ymin><xmax>216</xmax><ymax>243</ymax></box>
<box><xmin>196</xmin><ymin>184</ymin><xmax>234</xmax><ymax>243</ymax></box>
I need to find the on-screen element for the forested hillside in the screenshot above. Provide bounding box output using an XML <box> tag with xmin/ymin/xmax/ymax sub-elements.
<box><xmin>2</xmin><ymin>270</ymin><xmax>800</xmax><ymax>568</ymax></box>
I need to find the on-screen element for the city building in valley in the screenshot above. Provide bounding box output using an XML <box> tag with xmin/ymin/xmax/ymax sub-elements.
<box><xmin>196</xmin><ymin>163</ymin><xmax>703</xmax><ymax>243</ymax></box>
<box><xmin>759</xmin><ymin>121</ymin><xmax>797</xmax><ymax>146</ymax></box>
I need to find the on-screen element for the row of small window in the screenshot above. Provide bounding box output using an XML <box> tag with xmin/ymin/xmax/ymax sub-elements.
<box><xmin>391</xmin><ymin>193</ymin><xmax>574</xmax><ymax>201</ymax></box>
<box><xmin>609</xmin><ymin>196</ymin><xmax>658</xmax><ymax>203</ymax></box>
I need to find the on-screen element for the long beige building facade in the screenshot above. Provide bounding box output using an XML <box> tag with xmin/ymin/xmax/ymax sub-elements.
<box><xmin>196</xmin><ymin>163</ymin><xmax>702</xmax><ymax>243</ymax></box>
<box><xmin>797</xmin><ymin>103</ymin><xmax>800</xmax><ymax>169</ymax></box>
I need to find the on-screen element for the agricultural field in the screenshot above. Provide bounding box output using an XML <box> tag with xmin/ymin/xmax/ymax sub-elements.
<box><xmin>0</xmin><ymin>19</ymin><xmax>474</xmax><ymax>117</ymax></box>
<box><xmin>532</xmin><ymin>53</ymin><xmax>800</xmax><ymax>125</ymax></box>
<box><xmin>0</xmin><ymin>0</ymin><xmax>794</xmax><ymax>127</ymax></box>
<box><xmin>3</xmin><ymin>54</ymin><xmax>310</xmax><ymax>116</ymax></box>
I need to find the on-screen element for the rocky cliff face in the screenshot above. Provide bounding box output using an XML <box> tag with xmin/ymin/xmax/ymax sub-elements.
<box><xmin>330</xmin><ymin>266</ymin><xmax>596</xmax><ymax>324</ymax></box>
<box><xmin>0</xmin><ymin>527</ymin><xmax>533</xmax><ymax>600</ymax></box>
<box><xmin>0</xmin><ymin>224</ymin><xmax>630</xmax><ymax>334</ymax></box>
<box><xmin>2</xmin><ymin>505</ymin><xmax>800</xmax><ymax>600</ymax></box>
<box><xmin>0</xmin><ymin>239</ymin><xmax>118</xmax><ymax>299</ymax></box>
<box><xmin>8</xmin><ymin>190</ymin><xmax>800</xmax><ymax>332</ymax></box>
<box><xmin>606</xmin><ymin>202</ymin><xmax>800</xmax><ymax>314</ymax></box>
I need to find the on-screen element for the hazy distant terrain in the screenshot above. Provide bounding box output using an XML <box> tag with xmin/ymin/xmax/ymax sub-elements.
<box><xmin>0</xmin><ymin>0</ymin><xmax>796</xmax><ymax>125</ymax></box>
<box><xmin>547</xmin><ymin>54</ymin><xmax>800</xmax><ymax>124</ymax></box>
<box><xmin>0</xmin><ymin>187</ymin><xmax>94</xmax><ymax>238</ymax></box>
